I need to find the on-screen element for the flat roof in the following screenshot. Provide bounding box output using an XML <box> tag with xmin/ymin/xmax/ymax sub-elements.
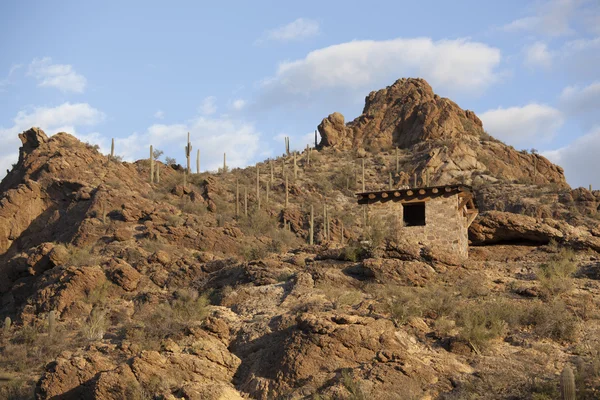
<box><xmin>356</xmin><ymin>184</ymin><xmax>476</xmax><ymax>206</ymax></box>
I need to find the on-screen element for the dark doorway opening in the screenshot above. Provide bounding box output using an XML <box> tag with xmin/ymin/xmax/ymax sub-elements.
<box><xmin>403</xmin><ymin>202</ymin><xmax>426</xmax><ymax>226</ymax></box>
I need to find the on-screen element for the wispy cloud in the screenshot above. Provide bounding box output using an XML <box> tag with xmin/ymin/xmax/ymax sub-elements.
<box><xmin>0</xmin><ymin>102</ymin><xmax>105</xmax><ymax>175</ymax></box>
<box><xmin>27</xmin><ymin>57</ymin><xmax>87</xmax><ymax>93</ymax></box>
<box><xmin>258</xmin><ymin>37</ymin><xmax>502</xmax><ymax>107</ymax></box>
<box><xmin>198</xmin><ymin>96</ymin><xmax>217</xmax><ymax>116</ymax></box>
<box><xmin>231</xmin><ymin>99</ymin><xmax>246</xmax><ymax>110</ymax></box>
<box><xmin>480</xmin><ymin>103</ymin><xmax>564</xmax><ymax>146</ymax></box>
<box><xmin>0</xmin><ymin>64</ymin><xmax>23</xmax><ymax>92</ymax></box>
<box><xmin>154</xmin><ymin>110</ymin><xmax>165</xmax><ymax>119</ymax></box>
<box><xmin>256</xmin><ymin>18</ymin><xmax>320</xmax><ymax>44</ymax></box>
<box><xmin>523</xmin><ymin>42</ymin><xmax>553</xmax><ymax>69</ymax></box>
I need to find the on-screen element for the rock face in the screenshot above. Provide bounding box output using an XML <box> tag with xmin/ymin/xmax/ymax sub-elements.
<box><xmin>317</xmin><ymin>78</ymin><xmax>567</xmax><ymax>187</ymax></box>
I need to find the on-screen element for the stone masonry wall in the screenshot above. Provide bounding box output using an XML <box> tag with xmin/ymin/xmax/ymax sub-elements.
<box><xmin>367</xmin><ymin>194</ymin><xmax>469</xmax><ymax>259</ymax></box>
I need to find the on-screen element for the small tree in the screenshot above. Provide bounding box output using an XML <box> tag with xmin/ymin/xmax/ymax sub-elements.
<box><xmin>165</xmin><ymin>157</ymin><xmax>176</xmax><ymax>166</ymax></box>
<box><xmin>153</xmin><ymin>149</ymin><xmax>164</xmax><ymax>160</ymax></box>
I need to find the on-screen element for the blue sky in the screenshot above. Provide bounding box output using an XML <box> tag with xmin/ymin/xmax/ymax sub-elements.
<box><xmin>1</xmin><ymin>0</ymin><xmax>599</xmax><ymax>187</ymax></box>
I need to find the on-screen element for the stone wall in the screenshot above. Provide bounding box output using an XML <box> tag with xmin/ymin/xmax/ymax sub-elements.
<box><xmin>367</xmin><ymin>194</ymin><xmax>469</xmax><ymax>259</ymax></box>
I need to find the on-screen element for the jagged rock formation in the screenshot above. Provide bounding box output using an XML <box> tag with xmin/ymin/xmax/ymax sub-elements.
<box><xmin>317</xmin><ymin>78</ymin><xmax>566</xmax><ymax>187</ymax></box>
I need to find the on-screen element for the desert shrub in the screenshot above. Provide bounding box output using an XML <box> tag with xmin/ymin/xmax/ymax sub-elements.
<box><xmin>127</xmin><ymin>290</ymin><xmax>209</xmax><ymax>348</ymax></box>
<box><xmin>240</xmin><ymin>244</ymin><xmax>269</xmax><ymax>261</ymax></box>
<box><xmin>363</xmin><ymin>213</ymin><xmax>395</xmax><ymax>250</ymax></box>
<box><xmin>459</xmin><ymin>274</ymin><xmax>490</xmax><ymax>298</ymax></box>
<box><xmin>340</xmin><ymin>243</ymin><xmax>365</xmax><ymax>262</ymax></box>
<box><xmin>139</xmin><ymin>237</ymin><xmax>169</xmax><ymax>253</ymax></box>
<box><xmin>237</xmin><ymin>210</ymin><xmax>277</xmax><ymax>236</ymax></box>
<box><xmin>317</xmin><ymin>283</ymin><xmax>362</xmax><ymax>310</ymax></box>
<box><xmin>455</xmin><ymin>302</ymin><xmax>507</xmax><ymax>351</ymax></box>
<box><xmin>164</xmin><ymin>214</ymin><xmax>184</xmax><ymax>227</ymax></box>
<box><xmin>340</xmin><ymin>369</ymin><xmax>367</xmax><ymax>400</ymax></box>
<box><xmin>331</xmin><ymin>168</ymin><xmax>355</xmax><ymax>192</ymax></box>
<box><xmin>64</xmin><ymin>244</ymin><xmax>101</xmax><ymax>267</ymax></box>
<box><xmin>434</xmin><ymin>316</ymin><xmax>456</xmax><ymax>337</ymax></box>
<box><xmin>85</xmin><ymin>280</ymin><xmax>114</xmax><ymax>307</ymax></box>
<box><xmin>81</xmin><ymin>308</ymin><xmax>108</xmax><ymax>341</ymax></box>
<box><xmin>537</xmin><ymin>248</ymin><xmax>577</xmax><ymax>298</ymax></box>
<box><xmin>383</xmin><ymin>288</ymin><xmax>423</xmax><ymax>325</ymax></box>
<box><xmin>522</xmin><ymin>300</ymin><xmax>578</xmax><ymax>342</ymax></box>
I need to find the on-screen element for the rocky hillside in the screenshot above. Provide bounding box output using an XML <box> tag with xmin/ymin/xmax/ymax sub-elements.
<box><xmin>0</xmin><ymin>78</ymin><xmax>599</xmax><ymax>399</ymax></box>
<box><xmin>317</xmin><ymin>78</ymin><xmax>566</xmax><ymax>187</ymax></box>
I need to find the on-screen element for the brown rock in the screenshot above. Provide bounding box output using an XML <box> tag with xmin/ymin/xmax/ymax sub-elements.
<box><xmin>113</xmin><ymin>228</ymin><xmax>132</xmax><ymax>242</ymax></box>
<box><xmin>106</xmin><ymin>259</ymin><xmax>141</xmax><ymax>291</ymax></box>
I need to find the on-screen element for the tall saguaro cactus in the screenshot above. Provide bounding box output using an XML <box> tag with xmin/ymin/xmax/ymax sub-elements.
<box><xmin>185</xmin><ymin>132</ymin><xmax>192</xmax><ymax>174</ymax></box>
<box><xmin>223</xmin><ymin>153</ymin><xmax>227</xmax><ymax>173</ymax></box>
<box><xmin>309</xmin><ymin>204</ymin><xmax>314</xmax><ymax>245</ymax></box>
<box><xmin>256</xmin><ymin>165</ymin><xmax>261</xmax><ymax>210</ymax></box>
<box><xmin>236</xmin><ymin>179</ymin><xmax>240</xmax><ymax>217</ymax></box>
<box><xmin>244</xmin><ymin>186</ymin><xmax>248</xmax><ymax>216</ymax></box>
<box><xmin>560</xmin><ymin>365</ymin><xmax>576</xmax><ymax>400</ymax></box>
<box><xmin>111</xmin><ymin>138</ymin><xmax>115</xmax><ymax>160</ymax></box>
<box><xmin>196</xmin><ymin>149</ymin><xmax>200</xmax><ymax>174</ymax></box>
<box><xmin>361</xmin><ymin>158</ymin><xmax>365</xmax><ymax>192</ymax></box>
<box><xmin>266</xmin><ymin>181</ymin><xmax>270</xmax><ymax>205</ymax></box>
<box><xmin>150</xmin><ymin>145</ymin><xmax>155</xmax><ymax>183</ymax></box>
<box><xmin>285</xmin><ymin>136</ymin><xmax>290</xmax><ymax>155</ymax></box>
<box><xmin>270</xmin><ymin>161</ymin><xmax>274</xmax><ymax>183</ymax></box>
<box><xmin>285</xmin><ymin>174</ymin><xmax>289</xmax><ymax>208</ymax></box>
<box><xmin>293</xmin><ymin>152</ymin><xmax>298</xmax><ymax>180</ymax></box>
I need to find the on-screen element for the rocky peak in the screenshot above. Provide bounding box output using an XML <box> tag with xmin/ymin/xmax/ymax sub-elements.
<box><xmin>316</xmin><ymin>77</ymin><xmax>567</xmax><ymax>187</ymax></box>
<box><xmin>318</xmin><ymin>77</ymin><xmax>484</xmax><ymax>151</ymax></box>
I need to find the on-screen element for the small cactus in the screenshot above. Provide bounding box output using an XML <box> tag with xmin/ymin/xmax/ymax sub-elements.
<box><xmin>3</xmin><ymin>316</ymin><xmax>11</xmax><ymax>335</ymax></box>
<box><xmin>560</xmin><ymin>365</ymin><xmax>576</xmax><ymax>400</ymax></box>
<box><xmin>149</xmin><ymin>145</ymin><xmax>154</xmax><ymax>183</ymax></box>
<box><xmin>48</xmin><ymin>310</ymin><xmax>56</xmax><ymax>336</ymax></box>
<box><xmin>309</xmin><ymin>204</ymin><xmax>314</xmax><ymax>245</ymax></box>
<box><xmin>185</xmin><ymin>132</ymin><xmax>192</xmax><ymax>174</ymax></box>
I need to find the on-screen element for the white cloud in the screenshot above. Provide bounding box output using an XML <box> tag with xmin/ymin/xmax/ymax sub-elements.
<box><xmin>154</xmin><ymin>110</ymin><xmax>165</xmax><ymax>119</ymax></box>
<box><xmin>560</xmin><ymin>81</ymin><xmax>600</xmax><ymax>117</ymax></box>
<box><xmin>0</xmin><ymin>64</ymin><xmax>23</xmax><ymax>92</ymax></box>
<box><xmin>27</xmin><ymin>57</ymin><xmax>87</xmax><ymax>93</ymax></box>
<box><xmin>523</xmin><ymin>42</ymin><xmax>553</xmax><ymax>68</ymax></box>
<box><xmin>480</xmin><ymin>103</ymin><xmax>564</xmax><ymax>146</ymax></box>
<box><xmin>0</xmin><ymin>102</ymin><xmax>105</xmax><ymax>176</ymax></box>
<box><xmin>257</xmin><ymin>18</ymin><xmax>320</xmax><ymax>44</ymax></box>
<box><xmin>259</xmin><ymin>37</ymin><xmax>502</xmax><ymax>104</ymax></box>
<box><xmin>544</xmin><ymin>126</ymin><xmax>600</xmax><ymax>188</ymax></box>
<box><xmin>232</xmin><ymin>99</ymin><xmax>246</xmax><ymax>110</ymax></box>
<box><xmin>118</xmin><ymin>116</ymin><xmax>261</xmax><ymax>171</ymax></box>
<box><xmin>198</xmin><ymin>96</ymin><xmax>217</xmax><ymax>116</ymax></box>
<box><xmin>501</xmin><ymin>0</ymin><xmax>583</xmax><ymax>36</ymax></box>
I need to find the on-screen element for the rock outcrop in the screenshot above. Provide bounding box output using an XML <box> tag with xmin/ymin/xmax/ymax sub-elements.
<box><xmin>317</xmin><ymin>78</ymin><xmax>567</xmax><ymax>187</ymax></box>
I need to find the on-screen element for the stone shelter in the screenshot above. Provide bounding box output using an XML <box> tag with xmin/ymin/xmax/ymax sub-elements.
<box><xmin>357</xmin><ymin>184</ymin><xmax>478</xmax><ymax>259</ymax></box>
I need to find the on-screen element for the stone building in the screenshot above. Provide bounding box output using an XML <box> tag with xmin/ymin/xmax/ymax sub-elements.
<box><xmin>357</xmin><ymin>184</ymin><xmax>478</xmax><ymax>259</ymax></box>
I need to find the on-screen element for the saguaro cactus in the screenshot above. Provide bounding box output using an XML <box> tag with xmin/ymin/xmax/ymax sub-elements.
<box><xmin>266</xmin><ymin>181</ymin><xmax>270</xmax><ymax>205</ymax></box>
<box><xmin>223</xmin><ymin>153</ymin><xmax>227</xmax><ymax>173</ymax></box>
<box><xmin>340</xmin><ymin>221</ymin><xmax>344</xmax><ymax>245</ymax></box>
<box><xmin>293</xmin><ymin>152</ymin><xmax>298</xmax><ymax>180</ymax></box>
<box><xmin>244</xmin><ymin>186</ymin><xmax>248</xmax><ymax>216</ymax></box>
<box><xmin>285</xmin><ymin>136</ymin><xmax>290</xmax><ymax>155</ymax></box>
<box><xmin>285</xmin><ymin>174</ymin><xmax>289</xmax><ymax>208</ymax></box>
<box><xmin>196</xmin><ymin>149</ymin><xmax>200</xmax><ymax>174</ymax></box>
<box><xmin>155</xmin><ymin>163</ymin><xmax>160</xmax><ymax>184</ymax></box>
<box><xmin>48</xmin><ymin>310</ymin><xmax>56</xmax><ymax>336</ymax></box>
<box><xmin>236</xmin><ymin>180</ymin><xmax>240</xmax><ymax>217</ymax></box>
<box><xmin>361</xmin><ymin>158</ymin><xmax>365</xmax><ymax>192</ymax></box>
<box><xmin>111</xmin><ymin>138</ymin><xmax>115</xmax><ymax>160</ymax></box>
<box><xmin>256</xmin><ymin>165</ymin><xmax>261</xmax><ymax>210</ymax></box>
<box><xmin>3</xmin><ymin>316</ymin><xmax>11</xmax><ymax>335</ymax></box>
<box><xmin>309</xmin><ymin>204</ymin><xmax>314</xmax><ymax>245</ymax></box>
<box><xmin>270</xmin><ymin>161</ymin><xmax>274</xmax><ymax>183</ymax></box>
<box><xmin>314</xmin><ymin>130</ymin><xmax>318</xmax><ymax>147</ymax></box>
<box><xmin>185</xmin><ymin>132</ymin><xmax>192</xmax><ymax>174</ymax></box>
<box><xmin>150</xmin><ymin>145</ymin><xmax>155</xmax><ymax>183</ymax></box>
<box><xmin>560</xmin><ymin>365</ymin><xmax>576</xmax><ymax>400</ymax></box>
